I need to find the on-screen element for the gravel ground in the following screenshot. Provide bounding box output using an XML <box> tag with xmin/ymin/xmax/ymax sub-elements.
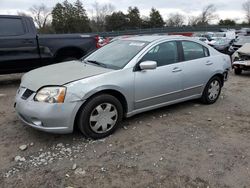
<box><xmin>0</xmin><ymin>72</ymin><xmax>250</xmax><ymax>188</ymax></box>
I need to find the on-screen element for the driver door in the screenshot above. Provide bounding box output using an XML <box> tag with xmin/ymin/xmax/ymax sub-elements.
<box><xmin>134</xmin><ymin>41</ymin><xmax>183</xmax><ymax>110</ymax></box>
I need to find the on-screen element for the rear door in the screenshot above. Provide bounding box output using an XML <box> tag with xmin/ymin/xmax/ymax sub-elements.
<box><xmin>179</xmin><ymin>40</ymin><xmax>213</xmax><ymax>98</ymax></box>
<box><xmin>0</xmin><ymin>16</ymin><xmax>40</xmax><ymax>73</ymax></box>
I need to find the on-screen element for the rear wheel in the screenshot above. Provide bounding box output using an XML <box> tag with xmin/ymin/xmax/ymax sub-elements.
<box><xmin>201</xmin><ymin>76</ymin><xmax>222</xmax><ymax>104</ymax></box>
<box><xmin>77</xmin><ymin>94</ymin><xmax>123</xmax><ymax>139</ymax></box>
<box><xmin>234</xmin><ymin>68</ymin><xmax>242</xmax><ymax>75</ymax></box>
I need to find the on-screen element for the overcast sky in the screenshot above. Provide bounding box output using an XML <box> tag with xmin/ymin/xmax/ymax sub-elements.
<box><xmin>0</xmin><ymin>0</ymin><xmax>247</xmax><ymax>23</ymax></box>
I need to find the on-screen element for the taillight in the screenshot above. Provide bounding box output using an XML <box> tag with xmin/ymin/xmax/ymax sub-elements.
<box><xmin>95</xmin><ymin>35</ymin><xmax>101</xmax><ymax>48</ymax></box>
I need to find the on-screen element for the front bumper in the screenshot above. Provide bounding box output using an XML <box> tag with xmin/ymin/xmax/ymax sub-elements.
<box><xmin>15</xmin><ymin>87</ymin><xmax>83</xmax><ymax>134</ymax></box>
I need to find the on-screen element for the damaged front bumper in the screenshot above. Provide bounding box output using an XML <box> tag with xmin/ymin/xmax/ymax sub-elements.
<box><xmin>232</xmin><ymin>61</ymin><xmax>250</xmax><ymax>71</ymax></box>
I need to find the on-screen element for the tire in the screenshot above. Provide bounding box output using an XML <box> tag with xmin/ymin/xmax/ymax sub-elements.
<box><xmin>77</xmin><ymin>94</ymin><xmax>123</xmax><ymax>139</ymax></box>
<box><xmin>234</xmin><ymin>68</ymin><xmax>242</xmax><ymax>75</ymax></box>
<box><xmin>201</xmin><ymin>76</ymin><xmax>222</xmax><ymax>104</ymax></box>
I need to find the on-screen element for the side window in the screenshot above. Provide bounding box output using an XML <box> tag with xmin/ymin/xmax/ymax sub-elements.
<box><xmin>0</xmin><ymin>18</ymin><xmax>25</xmax><ymax>36</ymax></box>
<box><xmin>182</xmin><ymin>41</ymin><xmax>209</xmax><ymax>61</ymax></box>
<box><xmin>141</xmin><ymin>41</ymin><xmax>178</xmax><ymax>67</ymax></box>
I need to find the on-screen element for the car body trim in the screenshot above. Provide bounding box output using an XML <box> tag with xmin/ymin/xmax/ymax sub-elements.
<box><xmin>135</xmin><ymin>89</ymin><xmax>183</xmax><ymax>103</ymax></box>
<box><xmin>135</xmin><ymin>84</ymin><xmax>203</xmax><ymax>104</ymax></box>
<box><xmin>127</xmin><ymin>94</ymin><xmax>202</xmax><ymax>117</ymax></box>
<box><xmin>183</xmin><ymin>84</ymin><xmax>204</xmax><ymax>92</ymax></box>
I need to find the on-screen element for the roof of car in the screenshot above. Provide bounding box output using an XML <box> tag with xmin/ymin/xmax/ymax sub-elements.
<box><xmin>0</xmin><ymin>15</ymin><xmax>31</xmax><ymax>19</ymax></box>
<box><xmin>123</xmin><ymin>35</ymin><xmax>187</xmax><ymax>42</ymax></box>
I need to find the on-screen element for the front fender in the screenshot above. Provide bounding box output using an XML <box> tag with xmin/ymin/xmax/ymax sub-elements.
<box><xmin>81</xmin><ymin>85</ymin><xmax>127</xmax><ymax>100</ymax></box>
<box><xmin>65</xmin><ymin>67</ymin><xmax>135</xmax><ymax>112</ymax></box>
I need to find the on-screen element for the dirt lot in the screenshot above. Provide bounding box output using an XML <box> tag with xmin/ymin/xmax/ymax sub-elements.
<box><xmin>0</xmin><ymin>72</ymin><xmax>250</xmax><ymax>188</ymax></box>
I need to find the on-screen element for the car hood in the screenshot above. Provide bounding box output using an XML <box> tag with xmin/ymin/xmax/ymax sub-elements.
<box><xmin>21</xmin><ymin>60</ymin><xmax>112</xmax><ymax>91</ymax></box>
<box><xmin>234</xmin><ymin>41</ymin><xmax>247</xmax><ymax>46</ymax></box>
<box><xmin>232</xmin><ymin>43</ymin><xmax>250</xmax><ymax>61</ymax></box>
<box><xmin>236</xmin><ymin>43</ymin><xmax>250</xmax><ymax>55</ymax></box>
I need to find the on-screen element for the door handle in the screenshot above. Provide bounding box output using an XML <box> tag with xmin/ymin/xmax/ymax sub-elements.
<box><xmin>172</xmin><ymin>67</ymin><xmax>182</xmax><ymax>72</ymax></box>
<box><xmin>206</xmin><ymin>61</ymin><xmax>213</xmax><ymax>65</ymax></box>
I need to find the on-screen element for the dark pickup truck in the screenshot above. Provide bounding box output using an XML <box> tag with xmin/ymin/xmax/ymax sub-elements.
<box><xmin>0</xmin><ymin>15</ymin><xmax>99</xmax><ymax>74</ymax></box>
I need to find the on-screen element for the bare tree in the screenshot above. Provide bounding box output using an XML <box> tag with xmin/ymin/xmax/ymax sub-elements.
<box><xmin>187</xmin><ymin>4</ymin><xmax>217</xmax><ymax>26</ymax></box>
<box><xmin>29</xmin><ymin>4</ymin><xmax>51</xmax><ymax>30</ymax></box>
<box><xmin>188</xmin><ymin>16</ymin><xmax>200</xmax><ymax>26</ymax></box>
<box><xmin>166</xmin><ymin>13</ymin><xmax>185</xmax><ymax>27</ymax></box>
<box><xmin>243</xmin><ymin>0</ymin><xmax>250</xmax><ymax>24</ymax></box>
<box><xmin>199</xmin><ymin>4</ymin><xmax>217</xmax><ymax>25</ymax></box>
<box><xmin>91</xmin><ymin>1</ymin><xmax>115</xmax><ymax>31</ymax></box>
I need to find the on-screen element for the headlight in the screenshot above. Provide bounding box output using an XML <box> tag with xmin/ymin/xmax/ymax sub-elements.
<box><xmin>34</xmin><ymin>87</ymin><xmax>66</xmax><ymax>103</ymax></box>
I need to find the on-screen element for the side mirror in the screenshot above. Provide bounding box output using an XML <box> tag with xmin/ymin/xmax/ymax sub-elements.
<box><xmin>139</xmin><ymin>61</ymin><xmax>157</xmax><ymax>70</ymax></box>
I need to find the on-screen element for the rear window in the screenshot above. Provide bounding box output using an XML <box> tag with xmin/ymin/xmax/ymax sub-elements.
<box><xmin>182</xmin><ymin>41</ymin><xmax>209</xmax><ymax>61</ymax></box>
<box><xmin>0</xmin><ymin>18</ymin><xmax>25</xmax><ymax>36</ymax></box>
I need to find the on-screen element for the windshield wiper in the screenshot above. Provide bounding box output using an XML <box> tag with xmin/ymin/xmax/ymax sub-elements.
<box><xmin>84</xmin><ymin>60</ymin><xmax>107</xmax><ymax>68</ymax></box>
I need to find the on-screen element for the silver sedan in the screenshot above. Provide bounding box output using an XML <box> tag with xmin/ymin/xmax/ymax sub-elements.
<box><xmin>15</xmin><ymin>36</ymin><xmax>231</xmax><ymax>139</ymax></box>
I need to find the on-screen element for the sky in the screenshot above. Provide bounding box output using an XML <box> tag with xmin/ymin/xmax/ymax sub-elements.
<box><xmin>0</xmin><ymin>0</ymin><xmax>247</xmax><ymax>23</ymax></box>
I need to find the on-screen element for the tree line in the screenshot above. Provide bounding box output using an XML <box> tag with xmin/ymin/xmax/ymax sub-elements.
<box><xmin>19</xmin><ymin>0</ymin><xmax>250</xmax><ymax>34</ymax></box>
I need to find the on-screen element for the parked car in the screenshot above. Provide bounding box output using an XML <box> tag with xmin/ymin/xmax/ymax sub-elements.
<box><xmin>232</xmin><ymin>43</ymin><xmax>250</xmax><ymax>75</ymax></box>
<box><xmin>212</xmin><ymin>31</ymin><xmax>236</xmax><ymax>41</ymax></box>
<box><xmin>194</xmin><ymin>37</ymin><xmax>209</xmax><ymax>44</ymax></box>
<box><xmin>0</xmin><ymin>15</ymin><xmax>99</xmax><ymax>74</ymax></box>
<box><xmin>236</xmin><ymin>28</ymin><xmax>250</xmax><ymax>36</ymax></box>
<box><xmin>209</xmin><ymin>38</ymin><xmax>233</xmax><ymax>54</ymax></box>
<box><xmin>228</xmin><ymin>36</ymin><xmax>250</xmax><ymax>54</ymax></box>
<box><xmin>15</xmin><ymin>36</ymin><xmax>231</xmax><ymax>139</ymax></box>
<box><xmin>198</xmin><ymin>33</ymin><xmax>214</xmax><ymax>41</ymax></box>
<box><xmin>97</xmin><ymin>37</ymin><xmax>111</xmax><ymax>47</ymax></box>
<box><xmin>197</xmin><ymin>31</ymin><xmax>236</xmax><ymax>46</ymax></box>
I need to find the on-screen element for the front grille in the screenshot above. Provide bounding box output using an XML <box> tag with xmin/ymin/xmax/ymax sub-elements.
<box><xmin>21</xmin><ymin>89</ymin><xmax>34</xmax><ymax>100</ymax></box>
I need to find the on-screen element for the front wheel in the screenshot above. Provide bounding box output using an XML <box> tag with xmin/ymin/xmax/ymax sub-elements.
<box><xmin>77</xmin><ymin>94</ymin><xmax>123</xmax><ymax>139</ymax></box>
<box><xmin>201</xmin><ymin>76</ymin><xmax>222</xmax><ymax>104</ymax></box>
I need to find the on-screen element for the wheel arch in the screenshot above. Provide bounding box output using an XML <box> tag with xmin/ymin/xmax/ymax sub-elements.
<box><xmin>73</xmin><ymin>89</ymin><xmax>128</xmax><ymax>130</ymax></box>
<box><xmin>54</xmin><ymin>46</ymin><xmax>86</xmax><ymax>62</ymax></box>
<box><xmin>210</xmin><ymin>73</ymin><xmax>224</xmax><ymax>86</ymax></box>
<box><xmin>201</xmin><ymin>73</ymin><xmax>224</xmax><ymax>104</ymax></box>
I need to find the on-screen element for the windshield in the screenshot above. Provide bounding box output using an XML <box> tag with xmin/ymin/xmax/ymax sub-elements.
<box><xmin>84</xmin><ymin>40</ymin><xmax>149</xmax><ymax>69</ymax></box>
